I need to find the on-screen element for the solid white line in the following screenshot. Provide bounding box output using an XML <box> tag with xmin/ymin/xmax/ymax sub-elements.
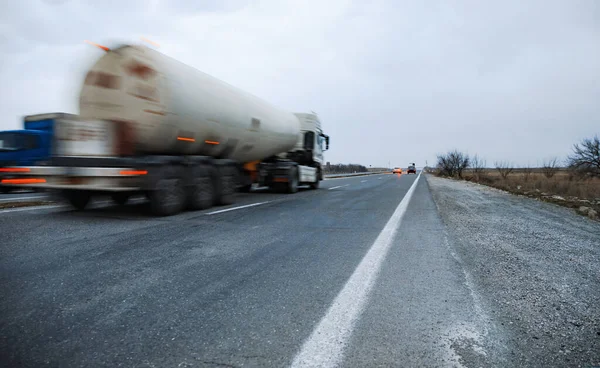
<box><xmin>206</xmin><ymin>201</ymin><xmax>270</xmax><ymax>215</ymax></box>
<box><xmin>290</xmin><ymin>171</ymin><xmax>422</xmax><ymax>368</ymax></box>
<box><xmin>328</xmin><ymin>186</ymin><xmax>342</xmax><ymax>190</ymax></box>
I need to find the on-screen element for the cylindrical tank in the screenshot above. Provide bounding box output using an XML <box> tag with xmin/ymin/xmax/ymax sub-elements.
<box><xmin>78</xmin><ymin>44</ymin><xmax>301</xmax><ymax>162</ymax></box>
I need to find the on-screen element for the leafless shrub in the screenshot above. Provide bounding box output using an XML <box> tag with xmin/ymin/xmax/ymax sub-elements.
<box><xmin>541</xmin><ymin>157</ymin><xmax>560</xmax><ymax>178</ymax></box>
<box><xmin>436</xmin><ymin>150</ymin><xmax>470</xmax><ymax>178</ymax></box>
<box><xmin>495</xmin><ymin>161</ymin><xmax>514</xmax><ymax>179</ymax></box>
<box><xmin>567</xmin><ymin>135</ymin><xmax>600</xmax><ymax>178</ymax></box>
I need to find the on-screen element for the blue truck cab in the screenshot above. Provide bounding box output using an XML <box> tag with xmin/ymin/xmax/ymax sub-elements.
<box><xmin>0</xmin><ymin>113</ymin><xmax>75</xmax><ymax>193</ymax></box>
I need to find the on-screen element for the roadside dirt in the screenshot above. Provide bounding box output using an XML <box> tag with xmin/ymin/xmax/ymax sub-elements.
<box><xmin>427</xmin><ymin>175</ymin><xmax>600</xmax><ymax>368</ymax></box>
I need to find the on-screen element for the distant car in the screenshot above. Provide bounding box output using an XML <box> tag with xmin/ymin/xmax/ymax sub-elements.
<box><xmin>407</xmin><ymin>165</ymin><xmax>416</xmax><ymax>174</ymax></box>
<box><xmin>392</xmin><ymin>167</ymin><xmax>402</xmax><ymax>174</ymax></box>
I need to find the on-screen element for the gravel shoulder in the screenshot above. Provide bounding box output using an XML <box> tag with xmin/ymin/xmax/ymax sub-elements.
<box><xmin>426</xmin><ymin>175</ymin><xmax>600</xmax><ymax>367</ymax></box>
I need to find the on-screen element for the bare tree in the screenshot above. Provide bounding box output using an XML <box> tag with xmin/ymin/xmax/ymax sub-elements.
<box><xmin>541</xmin><ymin>157</ymin><xmax>560</xmax><ymax>178</ymax></box>
<box><xmin>471</xmin><ymin>155</ymin><xmax>486</xmax><ymax>181</ymax></box>
<box><xmin>567</xmin><ymin>135</ymin><xmax>600</xmax><ymax>178</ymax></box>
<box><xmin>436</xmin><ymin>150</ymin><xmax>470</xmax><ymax>178</ymax></box>
<box><xmin>495</xmin><ymin>161</ymin><xmax>514</xmax><ymax>179</ymax></box>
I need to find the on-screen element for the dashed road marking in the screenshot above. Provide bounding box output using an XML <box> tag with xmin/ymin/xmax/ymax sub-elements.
<box><xmin>206</xmin><ymin>201</ymin><xmax>270</xmax><ymax>215</ymax></box>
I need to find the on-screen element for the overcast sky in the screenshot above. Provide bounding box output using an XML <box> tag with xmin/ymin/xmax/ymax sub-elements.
<box><xmin>0</xmin><ymin>0</ymin><xmax>598</xmax><ymax>167</ymax></box>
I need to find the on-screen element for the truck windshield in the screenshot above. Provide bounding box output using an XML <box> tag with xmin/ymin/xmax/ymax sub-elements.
<box><xmin>0</xmin><ymin>133</ymin><xmax>38</xmax><ymax>151</ymax></box>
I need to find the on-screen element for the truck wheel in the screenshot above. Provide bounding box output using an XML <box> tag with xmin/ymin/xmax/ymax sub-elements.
<box><xmin>287</xmin><ymin>166</ymin><xmax>299</xmax><ymax>194</ymax></box>
<box><xmin>111</xmin><ymin>193</ymin><xmax>130</xmax><ymax>206</ymax></box>
<box><xmin>188</xmin><ymin>165</ymin><xmax>214</xmax><ymax>210</ymax></box>
<box><xmin>309</xmin><ymin>178</ymin><xmax>320</xmax><ymax>189</ymax></box>
<box><xmin>63</xmin><ymin>190</ymin><xmax>92</xmax><ymax>210</ymax></box>
<box><xmin>214</xmin><ymin>165</ymin><xmax>236</xmax><ymax>206</ymax></box>
<box><xmin>149</xmin><ymin>177</ymin><xmax>185</xmax><ymax>216</ymax></box>
<box><xmin>309</xmin><ymin>168</ymin><xmax>320</xmax><ymax>190</ymax></box>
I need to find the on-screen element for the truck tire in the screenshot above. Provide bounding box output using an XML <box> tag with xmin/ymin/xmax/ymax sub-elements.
<box><xmin>214</xmin><ymin>165</ymin><xmax>236</xmax><ymax>206</ymax></box>
<box><xmin>287</xmin><ymin>166</ymin><xmax>299</xmax><ymax>194</ymax></box>
<box><xmin>188</xmin><ymin>165</ymin><xmax>214</xmax><ymax>210</ymax></box>
<box><xmin>309</xmin><ymin>178</ymin><xmax>319</xmax><ymax>189</ymax></box>
<box><xmin>111</xmin><ymin>193</ymin><xmax>130</xmax><ymax>206</ymax></box>
<box><xmin>63</xmin><ymin>190</ymin><xmax>92</xmax><ymax>210</ymax></box>
<box><xmin>149</xmin><ymin>168</ymin><xmax>186</xmax><ymax>216</ymax></box>
<box><xmin>310</xmin><ymin>168</ymin><xmax>320</xmax><ymax>189</ymax></box>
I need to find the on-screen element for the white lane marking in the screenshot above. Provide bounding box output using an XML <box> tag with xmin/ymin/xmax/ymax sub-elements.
<box><xmin>360</xmin><ymin>180</ymin><xmax>367</xmax><ymax>183</ymax></box>
<box><xmin>324</xmin><ymin>173</ymin><xmax>388</xmax><ymax>181</ymax></box>
<box><xmin>0</xmin><ymin>197</ymin><xmax>146</xmax><ymax>215</ymax></box>
<box><xmin>206</xmin><ymin>201</ymin><xmax>270</xmax><ymax>215</ymax></box>
<box><xmin>378</xmin><ymin>177</ymin><xmax>383</xmax><ymax>180</ymax></box>
<box><xmin>0</xmin><ymin>195</ymin><xmax>48</xmax><ymax>202</ymax></box>
<box><xmin>0</xmin><ymin>204</ymin><xmax>64</xmax><ymax>214</ymax></box>
<box><xmin>290</xmin><ymin>171</ymin><xmax>422</xmax><ymax>368</ymax></box>
<box><xmin>328</xmin><ymin>184</ymin><xmax>350</xmax><ymax>191</ymax></box>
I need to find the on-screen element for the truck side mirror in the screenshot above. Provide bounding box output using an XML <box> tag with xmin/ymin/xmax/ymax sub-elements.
<box><xmin>324</xmin><ymin>135</ymin><xmax>330</xmax><ymax>151</ymax></box>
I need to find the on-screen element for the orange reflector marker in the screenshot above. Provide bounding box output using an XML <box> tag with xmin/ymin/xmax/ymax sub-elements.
<box><xmin>1</xmin><ymin>178</ymin><xmax>46</xmax><ymax>184</ymax></box>
<box><xmin>205</xmin><ymin>140</ymin><xmax>220</xmax><ymax>145</ymax></box>
<box><xmin>0</xmin><ymin>167</ymin><xmax>30</xmax><ymax>173</ymax></box>
<box><xmin>84</xmin><ymin>40</ymin><xmax>110</xmax><ymax>52</ymax></box>
<box><xmin>177</xmin><ymin>137</ymin><xmax>195</xmax><ymax>142</ymax></box>
<box><xmin>120</xmin><ymin>170</ymin><xmax>148</xmax><ymax>176</ymax></box>
<box><xmin>141</xmin><ymin>37</ymin><xmax>160</xmax><ymax>47</ymax></box>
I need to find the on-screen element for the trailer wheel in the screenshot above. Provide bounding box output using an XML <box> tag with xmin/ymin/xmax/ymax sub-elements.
<box><xmin>111</xmin><ymin>193</ymin><xmax>130</xmax><ymax>206</ymax></box>
<box><xmin>63</xmin><ymin>190</ymin><xmax>92</xmax><ymax>211</ymax></box>
<box><xmin>188</xmin><ymin>165</ymin><xmax>214</xmax><ymax>210</ymax></box>
<box><xmin>214</xmin><ymin>165</ymin><xmax>236</xmax><ymax>206</ymax></box>
<box><xmin>149</xmin><ymin>176</ymin><xmax>185</xmax><ymax>216</ymax></box>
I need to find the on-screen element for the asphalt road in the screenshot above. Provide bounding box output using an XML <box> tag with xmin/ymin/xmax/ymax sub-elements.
<box><xmin>1</xmin><ymin>173</ymin><xmax>599</xmax><ymax>368</ymax></box>
<box><xmin>0</xmin><ymin>191</ymin><xmax>46</xmax><ymax>203</ymax></box>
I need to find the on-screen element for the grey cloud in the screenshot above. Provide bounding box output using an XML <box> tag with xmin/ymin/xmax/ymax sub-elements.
<box><xmin>0</xmin><ymin>0</ymin><xmax>598</xmax><ymax>167</ymax></box>
<box><xmin>154</xmin><ymin>0</ymin><xmax>250</xmax><ymax>15</ymax></box>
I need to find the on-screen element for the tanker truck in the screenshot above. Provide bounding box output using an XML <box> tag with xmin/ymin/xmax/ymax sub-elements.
<box><xmin>0</xmin><ymin>43</ymin><xmax>330</xmax><ymax>216</ymax></box>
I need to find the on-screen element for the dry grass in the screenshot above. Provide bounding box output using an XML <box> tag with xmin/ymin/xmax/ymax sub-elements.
<box><xmin>460</xmin><ymin>169</ymin><xmax>600</xmax><ymax>215</ymax></box>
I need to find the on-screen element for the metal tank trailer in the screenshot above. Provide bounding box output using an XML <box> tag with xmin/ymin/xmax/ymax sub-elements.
<box><xmin>0</xmin><ymin>43</ymin><xmax>330</xmax><ymax>216</ymax></box>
